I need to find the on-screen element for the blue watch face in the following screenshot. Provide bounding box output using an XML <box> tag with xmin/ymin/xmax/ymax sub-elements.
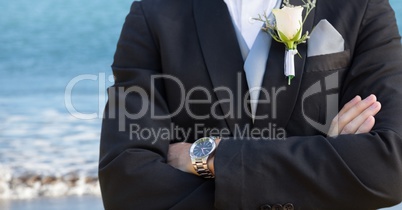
<box><xmin>192</xmin><ymin>138</ymin><xmax>214</xmax><ymax>158</ymax></box>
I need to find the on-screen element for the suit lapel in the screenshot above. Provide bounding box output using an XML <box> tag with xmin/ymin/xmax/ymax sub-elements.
<box><xmin>254</xmin><ymin>0</ymin><xmax>316</xmax><ymax>131</ymax></box>
<box><xmin>193</xmin><ymin>0</ymin><xmax>253</xmax><ymax>134</ymax></box>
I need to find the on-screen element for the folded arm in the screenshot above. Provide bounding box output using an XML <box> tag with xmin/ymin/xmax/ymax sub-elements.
<box><xmin>168</xmin><ymin>94</ymin><xmax>382</xmax><ymax>176</ymax></box>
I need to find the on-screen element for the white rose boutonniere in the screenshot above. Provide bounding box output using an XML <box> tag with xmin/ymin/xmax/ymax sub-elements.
<box><xmin>256</xmin><ymin>0</ymin><xmax>316</xmax><ymax>85</ymax></box>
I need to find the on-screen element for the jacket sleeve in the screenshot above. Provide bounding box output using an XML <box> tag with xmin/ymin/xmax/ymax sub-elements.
<box><xmin>214</xmin><ymin>0</ymin><xmax>402</xmax><ymax>209</ymax></box>
<box><xmin>98</xmin><ymin>2</ymin><xmax>214</xmax><ymax>209</ymax></box>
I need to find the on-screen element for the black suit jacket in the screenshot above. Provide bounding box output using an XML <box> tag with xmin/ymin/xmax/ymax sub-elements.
<box><xmin>99</xmin><ymin>0</ymin><xmax>402</xmax><ymax>209</ymax></box>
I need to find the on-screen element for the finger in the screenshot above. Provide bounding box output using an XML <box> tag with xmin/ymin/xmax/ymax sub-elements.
<box><xmin>328</xmin><ymin>118</ymin><xmax>340</xmax><ymax>137</ymax></box>
<box><xmin>356</xmin><ymin>116</ymin><xmax>376</xmax><ymax>134</ymax></box>
<box><xmin>337</xmin><ymin>94</ymin><xmax>377</xmax><ymax>132</ymax></box>
<box><xmin>328</xmin><ymin>96</ymin><xmax>362</xmax><ymax>136</ymax></box>
<box><xmin>338</xmin><ymin>95</ymin><xmax>362</xmax><ymax>116</ymax></box>
<box><xmin>340</xmin><ymin>101</ymin><xmax>381</xmax><ymax>134</ymax></box>
<box><xmin>327</xmin><ymin>127</ymin><xmax>338</xmax><ymax>137</ymax></box>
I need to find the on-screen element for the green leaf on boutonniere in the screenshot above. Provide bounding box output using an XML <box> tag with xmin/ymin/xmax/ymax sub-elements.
<box><xmin>255</xmin><ymin>0</ymin><xmax>316</xmax><ymax>85</ymax></box>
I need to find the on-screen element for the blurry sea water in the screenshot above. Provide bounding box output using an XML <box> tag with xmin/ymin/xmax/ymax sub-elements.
<box><xmin>0</xmin><ymin>0</ymin><xmax>132</xmax><ymax>199</ymax></box>
<box><xmin>0</xmin><ymin>0</ymin><xmax>401</xmax><ymax>209</ymax></box>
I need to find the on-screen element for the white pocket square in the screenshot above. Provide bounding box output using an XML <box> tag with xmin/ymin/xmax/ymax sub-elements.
<box><xmin>307</xmin><ymin>19</ymin><xmax>345</xmax><ymax>57</ymax></box>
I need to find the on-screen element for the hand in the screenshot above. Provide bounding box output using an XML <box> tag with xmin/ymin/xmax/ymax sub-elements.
<box><xmin>327</xmin><ymin>94</ymin><xmax>381</xmax><ymax>137</ymax></box>
<box><xmin>167</xmin><ymin>142</ymin><xmax>196</xmax><ymax>174</ymax></box>
<box><xmin>167</xmin><ymin>139</ymin><xmax>221</xmax><ymax>176</ymax></box>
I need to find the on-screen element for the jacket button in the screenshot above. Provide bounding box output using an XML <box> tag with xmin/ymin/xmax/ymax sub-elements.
<box><xmin>260</xmin><ymin>204</ymin><xmax>271</xmax><ymax>210</ymax></box>
<box><xmin>284</xmin><ymin>203</ymin><xmax>294</xmax><ymax>210</ymax></box>
<box><xmin>272</xmin><ymin>204</ymin><xmax>283</xmax><ymax>210</ymax></box>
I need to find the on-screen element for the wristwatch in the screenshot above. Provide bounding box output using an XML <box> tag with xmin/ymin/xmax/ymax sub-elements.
<box><xmin>189</xmin><ymin>136</ymin><xmax>218</xmax><ymax>178</ymax></box>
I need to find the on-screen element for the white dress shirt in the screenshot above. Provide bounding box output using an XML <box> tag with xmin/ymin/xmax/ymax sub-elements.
<box><xmin>223</xmin><ymin>0</ymin><xmax>279</xmax><ymax>49</ymax></box>
<box><xmin>223</xmin><ymin>0</ymin><xmax>280</xmax><ymax>119</ymax></box>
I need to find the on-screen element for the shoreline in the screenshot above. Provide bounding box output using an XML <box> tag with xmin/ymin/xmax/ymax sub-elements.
<box><xmin>0</xmin><ymin>195</ymin><xmax>103</xmax><ymax>210</ymax></box>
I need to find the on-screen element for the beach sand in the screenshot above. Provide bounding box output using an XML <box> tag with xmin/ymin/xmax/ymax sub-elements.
<box><xmin>0</xmin><ymin>196</ymin><xmax>104</xmax><ymax>210</ymax></box>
